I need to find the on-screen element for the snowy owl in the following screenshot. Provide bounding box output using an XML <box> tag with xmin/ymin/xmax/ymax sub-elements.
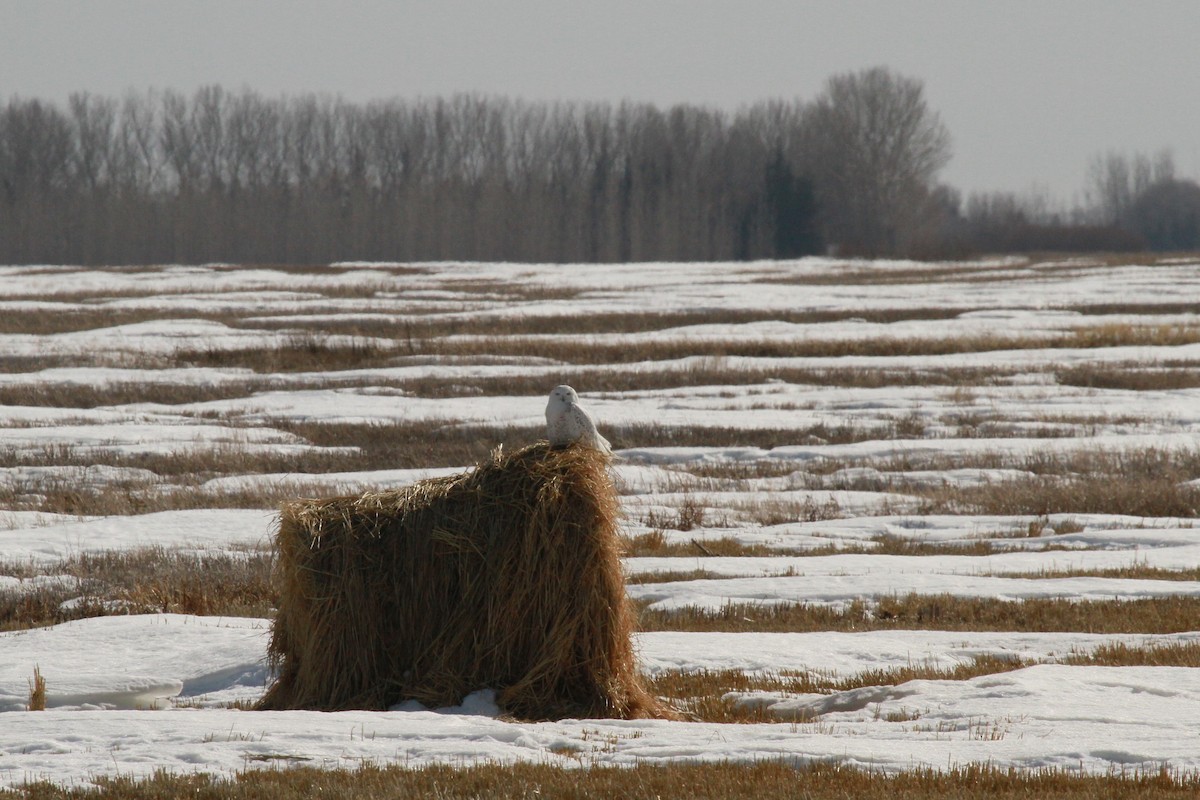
<box><xmin>545</xmin><ymin>385</ymin><xmax>611</xmax><ymax>453</ymax></box>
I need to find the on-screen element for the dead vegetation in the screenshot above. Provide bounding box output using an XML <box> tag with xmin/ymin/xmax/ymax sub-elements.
<box><xmin>1057</xmin><ymin>364</ymin><xmax>1200</xmax><ymax>391</ymax></box>
<box><xmin>259</xmin><ymin>442</ymin><xmax>671</xmax><ymax>721</ymax></box>
<box><xmin>26</xmin><ymin>665</ymin><xmax>46</xmax><ymax>712</ymax></box>
<box><xmin>145</xmin><ymin>322</ymin><xmax>1200</xmax><ymax>373</ymax></box>
<box><xmin>10</xmin><ymin>760</ymin><xmax>1200</xmax><ymax>800</ymax></box>
<box><xmin>0</xmin><ymin>380</ymin><xmax>279</xmax><ymax>409</ymax></box>
<box><xmin>0</xmin><ymin>363</ymin><xmax>1010</xmax><ymax>409</ymax></box>
<box><xmin>998</xmin><ymin>565</ymin><xmax>1200</xmax><ymax>582</ymax></box>
<box><xmin>621</xmin><ymin>531</ymin><xmax>1001</xmax><ymax>560</ymax></box>
<box><xmin>655</xmin><ymin>639</ymin><xmax>1200</xmax><ymax>724</ymax></box>
<box><xmin>621</xmin><ymin>531</ymin><xmax>799</xmax><ymax>558</ymax></box>
<box><xmin>916</xmin><ymin>469</ymin><xmax>1200</xmax><ymax>519</ymax></box>
<box><xmin>637</xmin><ymin>595</ymin><xmax>1200</xmax><ymax>634</ymax></box>
<box><xmin>651</xmin><ymin>654</ymin><xmax>1032</xmax><ymax>714</ymax></box>
<box><xmin>176</xmin><ymin>334</ymin><xmax>398</xmax><ymax>373</ymax></box>
<box><xmin>0</xmin><ymin>549</ymin><xmax>275</xmax><ymax>632</ymax></box>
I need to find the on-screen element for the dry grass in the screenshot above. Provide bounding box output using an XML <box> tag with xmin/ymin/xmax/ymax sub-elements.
<box><xmin>4</xmin><ymin>544</ymin><xmax>1192</xmax><ymax>635</ymax></box>
<box><xmin>658</xmin><ymin>640</ymin><xmax>1200</xmax><ymax>723</ymax></box>
<box><xmin>0</xmin><ymin>440</ymin><xmax>355</xmax><ymax>477</ymax></box>
<box><xmin>271</xmin><ymin>418</ymin><xmax>900</xmax><ymax>474</ymax></box>
<box><xmin>658</xmin><ymin>640</ymin><xmax>1200</xmax><ymax>724</ymax></box>
<box><xmin>652</xmin><ymin>654</ymin><xmax>1030</xmax><ymax>712</ymax></box>
<box><xmin>0</xmin><ymin>355</ymin><xmax>80</xmax><ymax>374</ymax></box>
<box><xmin>177</xmin><ymin>333</ymin><xmax>397</xmax><ymax>373</ymax></box>
<box><xmin>0</xmin><ymin>477</ymin><xmax>353</xmax><ymax>516</ymax></box>
<box><xmin>1064</xmin><ymin>298</ymin><xmax>1200</xmax><ymax>315</ymax></box>
<box><xmin>0</xmin><ymin>380</ymin><xmax>282</xmax><ymax>409</ymax></box>
<box><xmin>999</xmin><ymin>565</ymin><xmax>1200</xmax><ymax>582</ymax></box>
<box><xmin>9</xmin><ymin>761</ymin><xmax>1200</xmax><ymax>799</ymax></box>
<box><xmin>250</xmin><ymin>306</ymin><xmax>970</xmax><ymax>339</ymax></box>
<box><xmin>1057</xmin><ymin>365</ymin><xmax>1200</xmax><ymax>391</ymax></box>
<box><xmin>861</xmin><ymin>534</ymin><xmax>995</xmax><ymax>556</ymax></box>
<box><xmin>637</xmin><ymin>595</ymin><xmax>1200</xmax><ymax>634</ymax></box>
<box><xmin>0</xmin><ymin>308</ymin><xmax>216</xmax><ymax>336</ymax></box>
<box><xmin>385</xmin><ymin>325</ymin><xmax>1200</xmax><ymax>368</ymax></box>
<box><xmin>638</xmin><ymin>443</ymin><xmax>1200</xmax><ymax>525</ymax></box>
<box><xmin>0</xmin><ymin>549</ymin><xmax>275</xmax><ymax>632</ymax></box>
<box><xmin>920</xmin><ymin>473</ymin><xmax>1200</xmax><ymax>518</ymax></box>
<box><xmin>627</xmin><ymin>568</ymin><xmax>729</xmax><ymax>585</ymax></box>
<box><xmin>33</xmin><ymin>419</ymin><xmax>1170</xmax><ymax>522</ymax></box>
<box><xmin>1067</xmin><ymin>640</ymin><xmax>1200</xmax><ymax>668</ymax></box>
<box><xmin>259</xmin><ymin>442</ymin><xmax>670</xmax><ymax>721</ymax></box>
<box><xmin>744</xmin><ymin>495</ymin><xmax>847</xmax><ymax>526</ymax></box>
<box><xmin>1065</xmin><ymin>322</ymin><xmax>1200</xmax><ymax>349</ymax></box>
<box><xmin>3</xmin><ymin>263</ymin><xmax>428</xmax><ymax>301</ymax></box>
<box><xmin>622</xmin><ymin>531</ymin><xmax>803</xmax><ymax>558</ymax></box>
<box><xmin>863</xmin><ymin>448</ymin><xmax>1200</xmax><ymax>518</ymax></box>
<box><xmin>27</xmin><ymin>665</ymin><xmax>46</xmax><ymax>711</ymax></box>
<box><xmin>625</xmin><ymin>529</ymin><xmax>1200</xmax><ymax>562</ymax></box>
<box><xmin>23</xmin><ymin>320</ymin><xmax>1198</xmax><ymax>385</ymax></box>
<box><xmin>0</xmin><ymin>363</ymin><xmax>1009</xmax><ymax>409</ymax></box>
<box><xmin>621</xmin><ymin>531</ymin><xmax>998</xmax><ymax>559</ymax></box>
<box><xmin>270</xmin><ymin>420</ymin><xmax>543</xmax><ymax>470</ymax></box>
<box><xmin>819</xmin><ymin>446</ymin><xmax>1200</xmax><ymax>484</ymax></box>
<box><xmin>753</xmin><ymin>261</ymin><xmax>1031</xmax><ymax>286</ymax></box>
<box><xmin>641</xmin><ymin>492</ymin><xmax>707</xmax><ymax>531</ymax></box>
<box><xmin>408</xmin><ymin>364</ymin><xmax>1012</xmax><ymax>396</ymax></box>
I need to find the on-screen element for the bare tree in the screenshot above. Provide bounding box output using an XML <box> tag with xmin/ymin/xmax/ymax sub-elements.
<box><xmin>800</xmin><ymin>66</ymin><xmax>951</xmax><ymax>254</ymax></box>
<box><xmin>0</xmin><ymin>84</ymin><xmax>914</xmax><ymax>264</ymax></box>
<box><xmin>0</xmin><ymin>98</ymin><xmax>75</xmax><ymax>260</ymax></box>
<box><xmin>68</xmin><ymin>93</ymin><xmax>116</xmax><ymax>193</ymax></box>
<box><xmin>1085</xmin><ymin>150</ymin><xmax>1175</xmax><ymax>225</ymax></box>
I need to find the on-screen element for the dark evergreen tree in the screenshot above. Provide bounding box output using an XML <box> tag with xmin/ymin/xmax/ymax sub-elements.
<box><xmin>1127</xmin><ymin>179</ymin><xmax>1200</xmax><ymax>251</ymax></box>
<box><xmin>764</xmin><ymin>151</ymin><xmax>822</xmax><ymax>257</ymax></box>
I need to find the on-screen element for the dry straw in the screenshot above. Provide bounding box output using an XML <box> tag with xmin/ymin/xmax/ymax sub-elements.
<box><xmin>28</xmin><ymin>665</ymin><xmax>45</xmax><ymax>711</ymax></box>
<box><xmin>257</xmin><ymin>441</ymin><xmax>673</xmax><ymax>721</ymax></box>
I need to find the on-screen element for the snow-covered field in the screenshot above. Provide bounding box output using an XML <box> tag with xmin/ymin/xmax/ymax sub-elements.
<box><xmin>2</xmin><ymin>256</ymin><xmax>1200</xmax><ymax>786</ymax></box>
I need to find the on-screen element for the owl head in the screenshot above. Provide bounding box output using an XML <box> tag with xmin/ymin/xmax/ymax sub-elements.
<box><xmin>548</xmin><ymin>385</ymin><xmax>579</xmax><ymax>406</ymax></box>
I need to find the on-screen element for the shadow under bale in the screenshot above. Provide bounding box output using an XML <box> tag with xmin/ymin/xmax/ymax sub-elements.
<box><xmin>256</xmin><ymin>441</ymin><xmax>673</xmax><ymax>721</ymax></box>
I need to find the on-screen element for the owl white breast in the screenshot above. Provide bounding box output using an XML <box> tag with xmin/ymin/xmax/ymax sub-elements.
<box><xmin>545</xmin><ymin>384</ymin><xmax>611</xmax><ymax>453</ymax></box>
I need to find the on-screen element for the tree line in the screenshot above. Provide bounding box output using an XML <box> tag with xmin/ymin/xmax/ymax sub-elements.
<box><xmin>956</xmin><ymin>150</ymin><xmax>1200</xmax><ymax>254</ymax></box>
<box><xmin>0</xmin><ymin>68</ymin><xmax>954</xmax><ymax>265</ymax></box>
<box><xmin>1</xmin><ymin>67</ymin><xmax>1195</xmax><ymax>265</ymax></box>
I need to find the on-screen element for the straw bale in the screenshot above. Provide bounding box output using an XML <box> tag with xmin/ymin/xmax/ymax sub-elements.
<box><xmin>256</xmin><ymin>441</ymin><xmax>672</xmax><ymax>720</ymax></box>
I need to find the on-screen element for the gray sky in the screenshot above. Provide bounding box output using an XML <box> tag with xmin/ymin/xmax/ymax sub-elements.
<box><xmin>3</xmin><ymin>0</ymin><xmax>1198</xmax><ymax>203</ymax></box>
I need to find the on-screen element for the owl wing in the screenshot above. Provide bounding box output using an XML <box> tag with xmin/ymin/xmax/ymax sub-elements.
<box><xmin>569</xmin><ymin>403</ymin><xmax>611</xmax><ymax>453</ymax></box>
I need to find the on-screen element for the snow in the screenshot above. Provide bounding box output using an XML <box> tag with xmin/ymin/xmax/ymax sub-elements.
<box><xmin>8</xmin><ymin>669</ymin><xmax>1200</xmax><ymax>780</ymax></box>
<box><xmin>5</xmin><ymin>616</ymin><xmax>1200</xmax><ymax>783</ymax></box>
<box><xmin>198</xmin><ymin>467</ymin><xmax>464</xmax><ymax>494</ymax></box>
<box><xmin>635</xmin><ymin>630</ymin><xmax>1200</xmax><ymax>676</ymax></box>
<box><xmin>626</xmin><ymin>543</ymin><xmax>1200</xmax><ymax>580</ymax></box>
<box><xmin>3</xmin><ymin>257</ymin><xmax>1200</xmax><ymax>787</ymax></box>
<box><xmin>0</xmin><ymin>615</ymin><xmax>268</xmax><ymax>712</ymax></box>
<box><xmin>0</xmin><ymin>510</ymin><xmax>275</xmax><ymax>563</ymax></box>
<box><xmin>94</xmin><ymin>381</ymin><xmax>1200</xmax><ymax>436</ymax></box>
<box><xmin>0</xmin><ymin>420</ymin><xmax>339</xmax><ymax>459</ymax></box>
<box><xmin>628</xmin><ymin>514</ymin><xmax>1200</xmax><ymax>556</ymax></box>
<box><xmin>630</xmin><ymin>572</ymin><xmax>1200</xmax><ymax>611</ymax></box>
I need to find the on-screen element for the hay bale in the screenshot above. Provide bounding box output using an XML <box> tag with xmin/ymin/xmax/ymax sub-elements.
<box><xmin>256</xmin><ymin>441</ymin><xmax>671</xmax><ymax>721</ymax></box>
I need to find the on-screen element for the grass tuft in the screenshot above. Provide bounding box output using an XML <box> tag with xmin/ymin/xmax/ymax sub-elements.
<box><xmin>27</xmin><ymin>665</ymin><xmax>45</xmax><ymax>711</ymax></box>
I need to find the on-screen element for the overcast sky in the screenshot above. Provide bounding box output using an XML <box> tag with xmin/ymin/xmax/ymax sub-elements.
<box><xmin>3</xmin><ymin>0</ymin><xmax>1197</xmax><ymax>203</ymax></box>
